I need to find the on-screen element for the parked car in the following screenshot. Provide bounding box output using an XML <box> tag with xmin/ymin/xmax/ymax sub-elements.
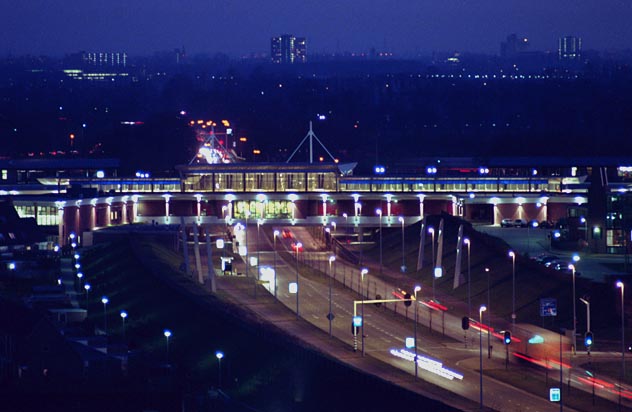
<box><xmin>539</xmin><ymin>221</ymin><xmax>554</xmax><ymax>229</ymax></box>
<box><xmin>501</xmin><ymin>218</ymin><xmax>514</xmax><ymax>227</ymax></box>
<box><xmin>544</xmin><ymin>259</ymin><xmax>567</xmax><ymax>268</ymax></box>
<box><xmin>513</xmin><ymin>219</ymin><xmax>528</xmax><ymax>228</ymax></box>
<box><xmin>531</xmin><ymin>254</ymin><xmax>559</xmax><ymax>264</ymax></box>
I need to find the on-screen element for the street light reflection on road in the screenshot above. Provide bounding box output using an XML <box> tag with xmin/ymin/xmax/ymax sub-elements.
<box><xmin>390</xmin><ymin>348</ymin><xmax>463</xmax><ymax>380</ymax></box>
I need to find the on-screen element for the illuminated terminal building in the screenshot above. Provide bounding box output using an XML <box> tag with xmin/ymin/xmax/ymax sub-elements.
<box><xmin>3</xmin><ymin>151</ymin><xmax>632</xmax><ymax>255</ymax></box>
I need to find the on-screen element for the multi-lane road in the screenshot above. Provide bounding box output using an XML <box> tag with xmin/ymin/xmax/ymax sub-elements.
<box><xmin>202</xmin><ymin>223</ymin><xmax>631</xmax><ymax>411</ymax></box>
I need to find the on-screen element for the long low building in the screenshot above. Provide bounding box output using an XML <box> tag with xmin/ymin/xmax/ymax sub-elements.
<box><xmin>2</xmin><ymin>156</ymin><xmax>631</xmax><ymax>254</ymax></box>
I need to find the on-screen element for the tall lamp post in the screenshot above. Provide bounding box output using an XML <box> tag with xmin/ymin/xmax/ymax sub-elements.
<box><xmin>76</xmin><ymin>272</ymin><xmax>83</xmax><ymax>292</ymax></box>
<box><xmin>164</xmin><ymin>329</ymin><xmax>172</xmax><ymax>364</ymax></box>
<box><xmin>479</xmin><ymin>305</ymin><xmax>487</xmax><ymax>411</ymax></box>
<box><xmin>84</xmin><ymin>283</ymin><xmax>91</xmax><ymax>310</ymax></box>
<box><xmin>428</xmin><ymin>227</ymin><xmax>436</xmax><ymax>300</ymax></box>
<box><xmin>120</xmin><ymin>310</ymin><xmax>128</xmax><ymax>338</ymax></box>
<box><xmin>617</xmin><ymin>280</ymin><xmax>625</xmax><ymax>411</ymax></box>
<box><xmin>508</xmin><ymin>250</ymin><xmax>516</xmax><ymax>330</ymax></box>
<box><xmin>328</xmin><ymin>255</ymin><xmax>336</xmax><ymax>337</ymax></box>
<box><xmin>216</xmin><ymin>351</ymin><xmax>224</xmax><ymax>388</ymax></box>
<box><xmin>361</xmin><ymin>268</ymin><xmax>368</xmax><ymax>356</ymax></box>
<box><xmin>273</xmin><ymin>230</ymin><xmax>279</xmax><ymax>299</ymax></box>
<box><xmin>464</xmin><ymin>238</ymin><xmax>471</xmax><ymax>319</ymax></box>
<box><xmin>256</xmin><ymin>219</ymin><xmax>263</xmax><ymax>297</ymax></box>
<box><xmin>569</xmin><ymin>254</ymin><xmax>580</xmax><ymax>354</ymax></box>
<box><xmin>101</xmin><ymin>296</ymin><xmax>109</xmax><ymax>334</ymax></box>
<box><xmin>245</xmin><ymin>211</ymin><xmax>250</xmax><ymax>283</ymax></box>
<box><xmin>414</xmin><ymin>285</ymin><xmax>421</xmax><ymax>379</ymax></box>
<box><xmin>376</xmin><ymin>209</ymin><xmax>383</xmax><ymax>274</ymax></box>
<box><xmin>295</xmin><ymin>242</ymin><xmax>302</xmax><ymax>319</ymax></box>
<box><xmin>485</xmin><ymin>268</ymin><xmax>491</xmax><ymax>358</ymax></box>
<box><xmin>399</xmin><ymin>217</ymin><xmax>406</xmax><ymax>272</ymax></box>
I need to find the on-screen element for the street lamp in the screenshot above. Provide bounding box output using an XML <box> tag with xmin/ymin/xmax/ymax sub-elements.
<box><xmin>245</xmin><ymin>211</ymin><xmax>250</xmax><ymax>283</ymax></box>
<box><xmin>617</xmin><ymin>280</ymin><xmax>625</xmax><ymax>410</ymax></box>
<box><xmin>295</xmin><ymin>241</ymin><xmax>302</xmax><ymax>319</ymax></box>
<box><xmin>84</xmin><ymin>283</ymin><xmax>91</xmax><ymax>310</ymax></box>
<box><xmin>399</xmin><ymin>216</ymin><xmax>406</xmax><ymax>272</ymax></box>
<box><xmin>579</xmin><ymin>297</ymin><xmax>591</xmax><ymax>353</ymax></box>
<box><xmin>273</xmin><ymin>230</ymin><xmax>280</xmax><ymax>299</ymax></box>
<box><xmin>508</xmin><ymin>250</ymin><xmax>516</xmax><ymax>330</ymax></box>
<box><xmin>479</xmin><ymin>305</ymin><xmax>487</xmax><ymax>411</ymax></box>
<box><xmin>464</xmin><ymin>238</ymin><xmax>471</xmax><ymax>319</ymax></box>
<box><xmin>428</xmin><ymin>227</ymin><xmax>436</xmax><ymax>299</ymax></box>
<box><xmin>164</xmin><ymin>329</ymin><xmax>172</xmax><ymax>364</ymax></box>
<box><xmin>485</xmin><ymin>268</ymin><xmax>491</xmax><ymax>358</ymax></box>
<box><xmin>120</xmin><ymin>311</ymin><xmax>128</xmax><ymax>338</ymax></box>
<box><xmin>328</xmin><ymin>255</ymin><xmax>336</xmax><ymax>337</ymax></box>
<box><xmin>414</xmin><ymin>285</ymin><xmax>421</xmax><ymax>379</ymax></box>
<box><xmin>76</xmin><ymin>272</ymin><xmax>83</xmax><ymax>291</ymax></box>
<box><xmin>255</xmin><ymin>219</ymin><xmax>263</xmax><ymax>298</ymax></box>
<box><xmin>216</xmin><ymin>351</ymin><xmax>224</xmax><ymax>387</ymax></box>
<box><xmin>376</xmin><ymin>209</ymin><xmax>383</xmax><ymax>274</ymax></box>
<box><xmin>361</xmin><ymin>268</ymin><xmax>368</xmax><ymax>356</ymax></box>
<box><xmin>569</xmin><ymin>259</ymin><xmax>579</xmax><ymax>354</ymax></box>
<box><xmin>101</xmin><ymin>296</ymin><xmax>109</xmax><ymax>334</ymax></box>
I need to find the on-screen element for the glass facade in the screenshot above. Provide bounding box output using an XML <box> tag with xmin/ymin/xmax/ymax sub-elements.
<box><xmin>233</xmin><ymin>200</ymin><xmax>293</xmax><ymax>219</ymax></box>
<box><xmin>606</xmin><ymin>194</ymin><xmax>632</xmax><ymax>254</ymax></box>
<box><xmin>14</xmin><ymin>205</ymin><xmax>60</xmax><ymax>226</ymax></box>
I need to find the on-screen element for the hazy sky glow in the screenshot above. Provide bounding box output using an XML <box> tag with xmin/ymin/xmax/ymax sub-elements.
<box><xmin>1</xmin><ymin>0</ymin><xmax>631</xmax><ymax>56</ymax></box>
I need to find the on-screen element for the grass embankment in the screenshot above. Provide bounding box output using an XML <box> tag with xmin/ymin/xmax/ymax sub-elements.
<box><xmin>80</xmin><ymin>235</ymin><xmax>460</xmax><ymax>412</ymax></box>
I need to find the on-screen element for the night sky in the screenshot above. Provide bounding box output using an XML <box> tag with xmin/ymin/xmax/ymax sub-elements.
<box><xmin>1</xmin><ymin>0</ymin><xmax>631</xmax><ymax>56</ymax></box>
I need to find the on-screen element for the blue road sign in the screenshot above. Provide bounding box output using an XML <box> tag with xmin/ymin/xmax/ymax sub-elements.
<box><xmin>540</xmin><ymin>298</ymin><xmax>557</xmax><ymax>317</ymax></box>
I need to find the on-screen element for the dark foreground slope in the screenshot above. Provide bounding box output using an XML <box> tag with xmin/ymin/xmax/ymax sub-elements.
<box><xmin>8</xmin><ymin>236</ymin><xmax>460</xmax><ymax>412</ymax></box>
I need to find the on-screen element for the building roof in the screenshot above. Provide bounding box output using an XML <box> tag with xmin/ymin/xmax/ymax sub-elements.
<box><xmin>177</xmin><ymin>161</ymin><xmax>357</xmax><ymax>175</ymax></box>
<box><xmin>405</xmin><ymin>156</ymin><xmax>632</xmax><ymax>168</ymax></box>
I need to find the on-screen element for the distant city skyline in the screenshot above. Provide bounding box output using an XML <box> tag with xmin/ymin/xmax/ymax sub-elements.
<box><xmin>0</xmin><ymin>1</ymin><xmax>631</xmax><ymax>57</ymax></box>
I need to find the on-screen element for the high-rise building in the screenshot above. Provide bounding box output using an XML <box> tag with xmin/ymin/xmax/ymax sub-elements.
<box><xmin>271</xmin><ymin>34</ymin><xmax>306</xmax><ymax>64</ymax></box>
<box><xmin>558</xmin><ymin>36</ymin><xmax>582</xmax><ymax>61</ymax></box>
<box><xmin>500</xmin><ymin>34</ymin><xmax>529</xmax><ymax>58</ymax></box>
<box><xmin>81</xmin><ymin>52</ymin><xmax>128</xmax><ymax>68</ymax></box>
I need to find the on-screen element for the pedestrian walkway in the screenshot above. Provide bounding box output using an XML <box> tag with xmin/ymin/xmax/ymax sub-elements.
<box><xmin>59</xmin><ymin>256</ymin><xmax>82</xmax><ymax>308</ymax></box>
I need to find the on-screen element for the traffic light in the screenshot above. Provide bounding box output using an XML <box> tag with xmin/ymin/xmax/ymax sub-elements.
<box><xmin>404</xmin><ymin>293</ymin><xmax>412</xmax><ymax>307</ymax></box>
<box><xmin>585</xmin><ymin>331</ymin><xmax>593</xmax><ymax>347</ymax></box>
<box><xmin>374</xmin><ymin>294</ymin><xmax>382</xmax><ymax>307</ymax></box>
<box><xmin>461</xmin><ymin>316</ymin><xmax>470</xmax><ymax>330</ymax></box>
<box><xmin>504</xmin><ymin>331</ymin><xmax>512</xmax><ymax>345</ymax></box>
